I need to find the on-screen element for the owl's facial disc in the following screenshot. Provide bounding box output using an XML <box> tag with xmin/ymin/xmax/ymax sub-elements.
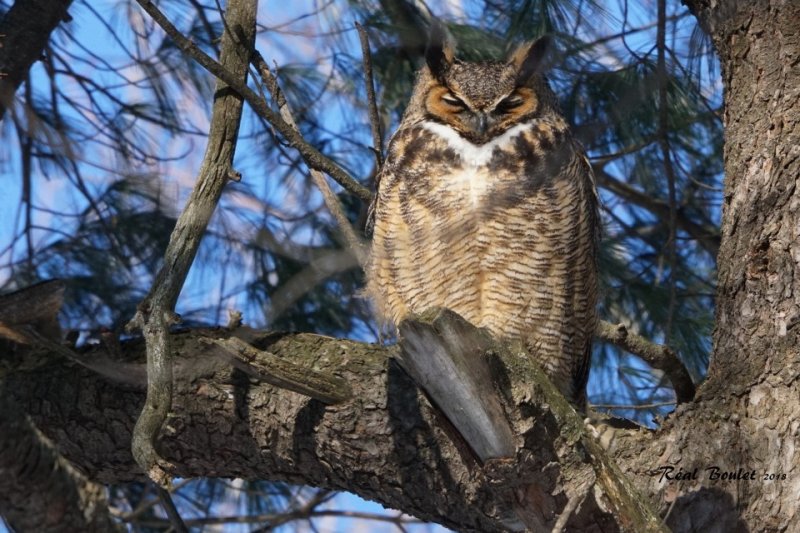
<box><xmin>425</xmin><ymin>83</ymin><xmax>538</xmax><ymax>144</ymax></box>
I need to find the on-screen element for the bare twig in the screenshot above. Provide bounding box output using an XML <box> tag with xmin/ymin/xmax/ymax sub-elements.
<box><xmin>156</xmin><ymin>485</ymin><xmax>189</xmax><ymax>533</ymax></box>
<box><xmin>355</xmin><ymin>22</ymin><xmax>384</xmax><ymax>168</ymax></box>
<box><xmin>132</xmin><ymin>509</ymin><xmax>424</xmax><ymax>529</ymax></box>
<box><xmin>591</xmin><ymin>401</ymin><xmax>676</xmax><ymax>411</ymax></box>
<box><xmin>593</xmin><ymin>166</ymin><xmax>720</xmax><ymax>256</ymax></box>
<box><xmin>128</xmin><ymin>0</ymin><xmax>256</xmax><ymax>487</ymax></box>
<box><xmin>133</xmin><ymin>0</ymin><xmax>371</xmax><ymax>204</ymax></box>
<box><xmin>21</xmin><ymin>79</ymin><xmax>34</xmax><ymax>271</ymax></box>
<box><xmin>126</xmin><ymin>489</ymin><xmax>418</xmax><ymax>531</ymax></box>
<box><xmin>251</xmin><ymin>51</ymin><xmax>368</xmax><ymax>266</ymax></box>
<box><xmin>596</xmin><ymin>320</ymin><xmax>695</xmax><ymax>403</ymax></box>
<box><xmin>112</xmin><ymin>479</ymin><xmax>193</xmax><ymax>522</ymax></box>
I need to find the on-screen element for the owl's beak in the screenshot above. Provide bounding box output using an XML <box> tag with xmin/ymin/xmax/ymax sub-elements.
<box><xmin>475</xmin><ymin>113</ymin><xmax>489</xmax><ymax>135</ymax></box>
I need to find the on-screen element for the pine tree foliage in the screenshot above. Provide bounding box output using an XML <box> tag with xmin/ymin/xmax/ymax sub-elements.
<box><xmin>1</xmin><ymin>0</ymin><xmax>722</xmax><ymax>529</ymax></box>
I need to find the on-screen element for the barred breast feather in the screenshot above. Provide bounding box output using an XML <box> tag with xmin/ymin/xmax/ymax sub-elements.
<box><xmin>368</xmin><ymin>115</ymin><xmax>598</xmax><ymax>402</ymax></box>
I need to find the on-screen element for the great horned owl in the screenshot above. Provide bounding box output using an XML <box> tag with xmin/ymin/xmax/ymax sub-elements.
<box><xmin>367</xmin><ymin>26</ymin><xmax>599</xmax><ymax>403</ymax></box>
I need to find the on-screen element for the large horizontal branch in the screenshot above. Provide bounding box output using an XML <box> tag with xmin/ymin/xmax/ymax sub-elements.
<box><xmin>5</xmin><ymin>326</ymin><xmax>668</xmax><ymax>532</ymax></box>
<box><xmin>8</xmin><ymin>329</ymin><xmax>508</xmax><ymax>531</ymax></box>
<box><xmin>0</xmin><ymin>388</ymin><xmax>122</xmax><ymax>532</ymax></box>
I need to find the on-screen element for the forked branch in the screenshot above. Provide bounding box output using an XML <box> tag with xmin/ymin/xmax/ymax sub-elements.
<box><xmin>128</xmin><ymin>0</ymin><xmax>256</xmax><ymax>486</ymax></box>
<box><xmin>250</xmin><ymin>52</ymin><xmax>368</xmax><ymax>266</ymax></box>
<box><xmin>134</xmin><ymin>0</ymin><xmax>371</xmax><ymax>203</ymax></box>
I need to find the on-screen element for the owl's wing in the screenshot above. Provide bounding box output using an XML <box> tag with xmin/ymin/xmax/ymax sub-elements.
<box><xmin>365</xmin><ymin>131</ymin><xmax>403</xmax><ymax>235</ymax></box>
<box><xmin>575</xmin><ymin>141</ymin><xmax>602</xmax><ymax>244</ymax></box>
<box><xmin>365</xmin><ymin>175</ymin><xmax>381</xmax><ymax>235</ymax></box>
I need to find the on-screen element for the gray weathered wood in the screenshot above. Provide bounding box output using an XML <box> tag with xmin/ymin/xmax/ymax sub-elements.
<box><xmin>129</xmin><ymin>0</ymin><xmax>256</xmax><ymax>487</ymax></box>
<box><xmin>398</xmin><ymin>309</ymin><xmax>517</xmax><ymax>461</ymax></box>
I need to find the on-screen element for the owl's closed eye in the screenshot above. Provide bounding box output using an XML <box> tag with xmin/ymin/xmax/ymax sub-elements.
<box><xmin>423</xmin><ymin>29</ymin><xmax>552</xmax><ymax>144</ymax></box>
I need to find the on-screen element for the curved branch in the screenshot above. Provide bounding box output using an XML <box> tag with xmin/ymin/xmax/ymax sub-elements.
<box><xmin>128</xmin><ymin>0</ymin><xmax>256</xmax><ymax>486</ymax></box>
<box><xmin>596</xmin><ymin>320</ymin><xmax>696</xmax><ymax>403</ymax></box>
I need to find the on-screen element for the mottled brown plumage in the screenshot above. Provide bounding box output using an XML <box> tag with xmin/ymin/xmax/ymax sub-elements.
<box><xmin>367</xmin><ymin>28</ymin><xmax>599</xmax><ymax>403</ymax></box>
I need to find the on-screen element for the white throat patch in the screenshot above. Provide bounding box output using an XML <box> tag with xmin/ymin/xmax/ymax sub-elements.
<box><xmin>422</xmin><ymin>121</ymin><xmax>533</xmax><ymax>167</ymax></box>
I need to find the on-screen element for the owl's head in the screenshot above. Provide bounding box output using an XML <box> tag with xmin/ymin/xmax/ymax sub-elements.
<box><xmin>420</xmin><ymin>23</ymin><xmax>557</xmax><ymax>144</ymax></box>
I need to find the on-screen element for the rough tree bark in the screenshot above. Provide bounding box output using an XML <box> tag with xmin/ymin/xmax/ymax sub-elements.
<box><xmin>4</xmin><ymin>326</ymin><xmax>656</xmax><ymax>532</ymax></box>
<box><xmin>625</xmin><ymin>1</ymin><xmax>800</xmax><ymax>531</ymax></box>
<box><xmin>0</xmin><ymin>282</ymin><xmax>121</xmax><ymax>532</ymax></box>
<box><xmin>1</xmin><ymin>0</ymin><xmax>798</xmax><ymax>531</ymax></box>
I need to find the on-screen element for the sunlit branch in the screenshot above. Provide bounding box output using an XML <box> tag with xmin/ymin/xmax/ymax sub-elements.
<box><xmin>356</xmin><ymin>22</ymin><xmax>384</xmax><ymax>169</ymax></box>
<box><xmin>127</xmin><ymin>0</ymin><xmax>256</xmax><ymax>488</ymax></box>
<box><xmin>596</xmin><ymin>320</ymin><xmax>695</xmax><ymax>403</ymax></box>
<box><xmin>133</xmin><ymin>0</ymin><xmax>372</xmax><ymax>204</ymax></box>
<box><xmin>250</xmin><ymin>51</ymin><xmax>368</xmax><ymax>267</ymax></box>
<box><xmin>591</xmin><ymin>402</ymin><xmax>676</xmax><ymax>411</ymax></box>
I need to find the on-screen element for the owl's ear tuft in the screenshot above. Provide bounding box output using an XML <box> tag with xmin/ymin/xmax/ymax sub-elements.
<box><xmin>426</xmin><ymin>20</ymin><xmax>455</xmax><ymax>81</ymax></box>
<box><xmin>510</xmin><ymin>35</ymin><xmax>552</xmax><ymax>85</ymax></box>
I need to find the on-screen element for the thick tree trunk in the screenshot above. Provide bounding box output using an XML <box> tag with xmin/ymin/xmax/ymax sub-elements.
<box><xmin>621</xmin><ymin>1</ymin><xmax>800</xmax><ymax>531</ymax></box>
<box><xmin>685</xmin><ymin>0</ymin><xmax>800</xmax><ymax>397</ymax></box>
